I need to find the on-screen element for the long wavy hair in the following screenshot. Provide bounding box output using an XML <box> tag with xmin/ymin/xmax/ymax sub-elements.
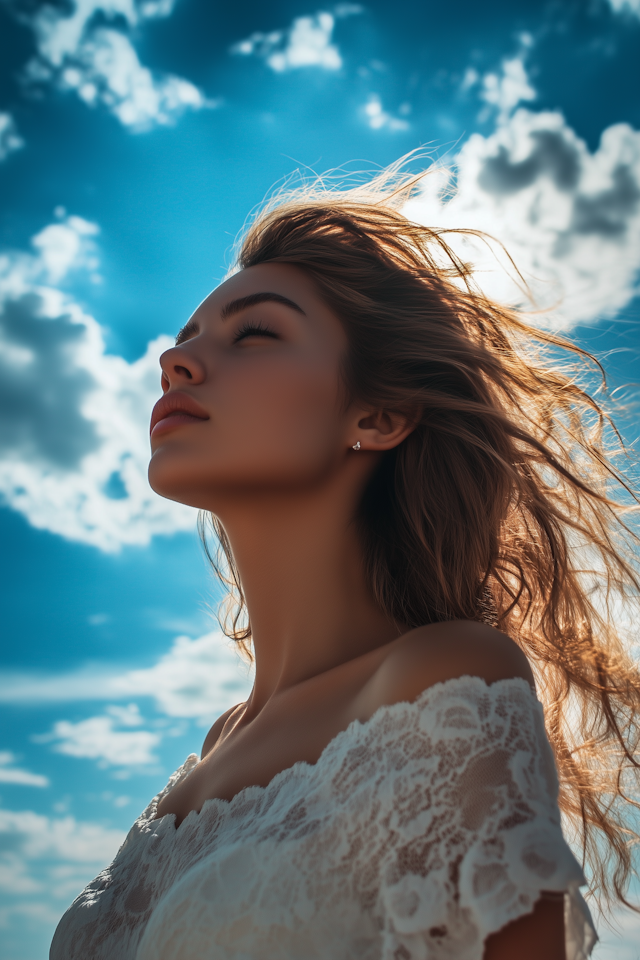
<box><xmin>198</xmin><ymin>159</ymin><xmax>640</xmax><ymax>909</ymax></box>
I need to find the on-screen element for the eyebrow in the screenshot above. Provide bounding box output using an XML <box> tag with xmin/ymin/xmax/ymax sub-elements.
<box><xmin>175</xmin><ymin>317</ymin><xmax>199</xmax><ymax>346</ymax></box>
<box><xmin>220</xmin><ymin>292</ymin><xmax>306</xmax><ymax>320</ymax></box>
<box><xmin>175</xmin><ymin>291</ymin><xmax>306</xmax><ymax>345</ymax></box>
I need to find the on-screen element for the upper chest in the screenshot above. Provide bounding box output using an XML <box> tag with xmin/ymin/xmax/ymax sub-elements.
<box><xmin>155</xmin><ymin>661</ymin><xmax>386</xmax><ymax>826</ymax></box>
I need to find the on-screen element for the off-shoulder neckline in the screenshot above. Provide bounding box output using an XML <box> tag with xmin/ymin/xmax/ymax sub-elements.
<box><xmin>149</xmin><ymin>673</ymin><xmax>537</xmax><ymax>835</ymax></box>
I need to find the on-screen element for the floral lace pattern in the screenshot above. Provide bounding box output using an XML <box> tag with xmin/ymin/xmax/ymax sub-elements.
<box><xmin>50</xmin><ymin>676</ymin><xmax>597</xmax><ymax>960</ymax></box>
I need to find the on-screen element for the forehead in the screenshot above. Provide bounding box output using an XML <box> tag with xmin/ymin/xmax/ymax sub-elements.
<box><xmin>199</xmin><ymin>262</ymin><xmax>322</xmax><ymax>316</ymax></box>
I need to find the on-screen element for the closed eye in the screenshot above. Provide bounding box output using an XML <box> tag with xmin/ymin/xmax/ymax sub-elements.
<box><xmin>233</xmin><ymin>321</ymin><xmax>279</xmax><ymax>343</ymax></box>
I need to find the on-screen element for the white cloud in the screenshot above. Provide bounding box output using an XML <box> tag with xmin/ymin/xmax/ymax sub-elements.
<box><xmin>32</xmin><ymin>212</ymin><xmax>100</xmax><ymax>284</ymax></box>
<box><xmin>0</xmin><ymin>633</ymin><xmax>243</xmax><ymax>931</ymax></box>
<box><xmin>115</xmin><ymin>632</ymin><xmax>253</xmax><ymax>721</ymax></box>
<box><xmin>460</xmin><ymin>45</ymin><xmax>536</xmax><ymax>124</ymax></box>
<box><xmin>232</xmin><ymin>7</ymin><xmax>361</xmax><ymax>73</ymax></box>
<box><xmin>411</xmin><ymin>54</ymin><xmax>640</xmax><ymax>328</ymax></box>
<box><xmin>478</xmin><ymin>54</ymin><xmax>536</xmax><ymax>123</ymax></box>
<box><xmin>0</xmin><ymin>212</ymin><xmax>196</xmax><ymax>549</ymax></box>
<box><xmin>39</xmin><ymin>704</ymin><xmax>161</xmax><ymax>767</ymax></box>
<box><xmin>461</xmin><ymin>66</ymin><xmax>480</xmax><ymax>91</ymax></box>
<box><xmin>0</xmin><ymin>752</ymin><xmax>49</xmax><ymax>787</ymax></box>
<box><xmin>55</xmin><ymin>27</ymin><xmax>212</xmax><ymax>131</ymax></box>
<box><xmin>0</xmin><ymin>112</ymin><xmax>24</xmax><ymax>161</ymax></box>
<box><xmin>363</xmin><ymin>94</ymin><xmax>409</xmax><ymax>132</ymax></box>
<box><xmin>404</xmin><ymin>82</ymin><xmax>640</xmax><ymax>329</ymax></box>
<box><xmin>606</xmin><ymin>0</ymin><xmax>640</xmax><ymax>16</ymax></box>
<box><xmin>0</xmin><ymin>807</ymin><xmax>125</xmax><ymax>905</ymax></box>
<box><xmin>13</xmin><ymin>0</ymin><xmax>211</xmax><ymax>131</ymax></box>
<box><xmin>0</xmin><ymin>631</ymin><xmax>253</xmax><ymax>725</ymax></box>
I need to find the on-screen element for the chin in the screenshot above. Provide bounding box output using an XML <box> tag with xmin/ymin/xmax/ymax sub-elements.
<box><xmin>148</xmin><ymin>454</ymin><xmax>203</xmax><ymax>508</ymax></box>
<box><xmin>148</xmin><ymin>441</ymin><xmax>334</xmax><ymax>510</ymax></box>
<box><xmin>148</xmin><ymin>453</ymin><xmax>236</xmax><ymax>510</ymax></box>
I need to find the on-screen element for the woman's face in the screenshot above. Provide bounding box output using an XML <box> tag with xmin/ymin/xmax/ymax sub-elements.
<box><xmin>148</xmin><ymin>262</ymin><xmax>356</xmax><ymax>509</ymax></box>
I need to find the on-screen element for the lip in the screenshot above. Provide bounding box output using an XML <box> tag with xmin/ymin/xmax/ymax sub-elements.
<box><xmin>150</xmin><ymin>391</ymin><xmax>210</xmax><ymax>438</ymax></box>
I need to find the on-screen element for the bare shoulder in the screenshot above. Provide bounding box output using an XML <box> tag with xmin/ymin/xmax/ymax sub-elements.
<box><xmin>201</xmin><ymin>703</ymin><xmax>243</xmax><ymax>759</ymax></box>
<box><xmin>365</xmin><ymin>620</ymin><xmax>534</xmax><ymax>713</ymax></box>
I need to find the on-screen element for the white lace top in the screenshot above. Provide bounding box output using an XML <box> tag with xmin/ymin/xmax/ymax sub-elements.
<box><xmin>50</xmin><ymin>677</ymin><xmax>597</xmax><ymax>960</ymax></box>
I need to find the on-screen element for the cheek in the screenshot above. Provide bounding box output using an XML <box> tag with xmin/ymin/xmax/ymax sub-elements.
<box><xmin>216</xmin><ymin>359</ymin><xmax>344</xmax><ymax>467</ymax></box>
<box><xmin>233</xmin><ymin>362</ymin><xmax>340</xmax><ymax>437</ymax></box>
<box><xmin>149</xmin><ymin>358</ymin><xmax>345</xmax><ymax>501</ymax></box>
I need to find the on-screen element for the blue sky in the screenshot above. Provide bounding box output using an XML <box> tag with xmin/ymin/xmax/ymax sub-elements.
<box><xmin>0</xmin><ymin>1</ymin><xmax>639</xmax><ymax>957</ymax></box>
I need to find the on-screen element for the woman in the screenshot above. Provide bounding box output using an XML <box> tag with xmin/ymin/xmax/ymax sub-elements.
<box><xmin>51</xmin><ymin>163</ymin><xmax>640</xmax><ymax>960</ymax></box>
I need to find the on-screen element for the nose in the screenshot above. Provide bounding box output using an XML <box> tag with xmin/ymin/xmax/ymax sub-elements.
<box><xmin>159</xmin><ymin>344</ymin><xmax>206</xmax><ymax>392</ymax></box>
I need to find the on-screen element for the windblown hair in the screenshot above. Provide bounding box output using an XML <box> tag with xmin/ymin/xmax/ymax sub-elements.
<box><xmin>199</xmin><ymin>159</ymin><xmax>640</xmax><ymax>908</ymax></box>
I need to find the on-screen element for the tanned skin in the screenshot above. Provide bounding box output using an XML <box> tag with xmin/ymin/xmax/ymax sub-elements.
<box><xmin>149</xmin><ymin>263</ymin><xmax>565</xmax><ymax>960</ymax></box>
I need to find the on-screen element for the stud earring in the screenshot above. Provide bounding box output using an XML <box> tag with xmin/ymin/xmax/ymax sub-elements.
<box><xmin>352</xmin><ymin>441</ymin><xmax>361</xmax><ymax>451</ymax></box>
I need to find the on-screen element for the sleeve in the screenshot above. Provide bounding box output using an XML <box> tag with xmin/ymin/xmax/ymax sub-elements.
<box><xmin>375</xmin><ymin>677</ymin><xmax>598</xmax><ymax>960</ymax></box>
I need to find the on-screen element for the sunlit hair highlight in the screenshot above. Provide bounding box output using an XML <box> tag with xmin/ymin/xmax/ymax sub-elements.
<box><xmin>199</xmin><ymin>157</ymin><xmax>640</xmax><ymax>909</ymax></box>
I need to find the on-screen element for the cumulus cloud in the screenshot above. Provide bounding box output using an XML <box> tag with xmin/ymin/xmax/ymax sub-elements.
<box><xmin>0</xmin><ymin>212</ymin><xmax>196</xmax><ymax>549</ymax></box>
<box><xmin>26</xmin><ymin>630</ymin><xmax>253</xmax><ymax>767</ymax></box>
<box><xmin>0</xmin><ymin>807</ymin><xmax>125</xmax><ymax>907</ymax></box>
<box><xmin>38</xmin><ymin>703</ymin><xmax>161</xmax><ymax>767</ymax></box>
<box><xmin>461</xmin><ymin>42</ymin><xmax>536</xmax><ymax>125</ymax></box>
<box><xmin>404</xmin><ymin>63</ymin><xmax>640</xmax><ymax>328</ymax></box>
<box><xmin>478</xmin><ymin>54</ymin><xmax>536</xmax><ymax>123</ymax></box>
<box><xmin>51</xmin><ymin>27</ymin><xmax>212</xmax><ymax>130</ymax></box>
<box><xmin>10</xmin><ymin>0</ymin><xmax>212</xmax><ymax>131</ymax></box>
<box><xmin>232</xmin><ymin>6</ymin><xmax>361</xmax><ymax>73</ymax></box>
<box><xmin>115</xmin><ymin>632</ymin><xmax>253</xmax><ymax>721</ymax></box>
<box><xmin>0</xmin><ymin>631</ymin><xmax>247</xmax><ymax>925</ymax></box>
<box><xmin>363</xmin><ymin>94</ymin><xmax>409</xmax><ymax>132</ymax></box>
<box><xmin>0</xmin><ymin>111</ymin><xmax>24</xmax><ymax>161</ymax></box>
<box><xmin>0</xmin><ymin>751</ymin><xmax>49</xmax><ymax>787</ymax></box>
<box><xmin>0</xmin><ymin>631</ymin><xmax>253</xmax><ymax>725</ymax></box>
<box><xmin>606</xmin><ymin>0</ymin><xmax>640</xmax><ymax>16</ymax></box>
<box><xmin>30</xmin><ymin>211</ymin><xmax>100</xmax><ymax>284</ymax></box>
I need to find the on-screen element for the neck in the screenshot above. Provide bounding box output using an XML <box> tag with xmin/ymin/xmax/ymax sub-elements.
<box><xmin>214</xmin><ymin>477</ymin><xmax>401</xmax><ymax>713</ymax></box>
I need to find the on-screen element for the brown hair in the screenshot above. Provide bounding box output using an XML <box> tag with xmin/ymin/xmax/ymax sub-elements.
<box><xmin>199</xmin><ymin>161</ymin><xmax>640</xmax><ymax>908</ymax></box>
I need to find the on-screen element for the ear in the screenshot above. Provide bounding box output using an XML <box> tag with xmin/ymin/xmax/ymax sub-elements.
<box><xmin>349</xmin><ymin>407</ymin><xmax>415</xmax><ymax>453</ymax></box>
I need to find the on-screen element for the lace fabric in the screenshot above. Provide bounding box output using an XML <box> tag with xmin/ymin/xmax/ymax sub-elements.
<box><xmin>50</xmin><ymin>676</ymin><xmax>597</xmax><ymax>960</ymax></box>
